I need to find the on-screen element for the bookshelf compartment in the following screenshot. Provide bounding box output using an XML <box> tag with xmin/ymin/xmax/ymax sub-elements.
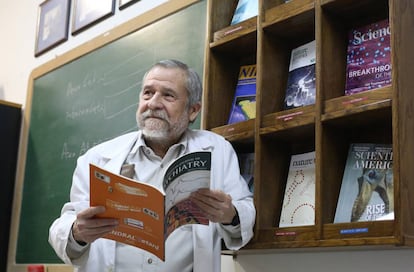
<box><xmin>259</xmin><ymin>1</ymin><xmax>315</xmax><ymax>119</ymax></box>
<box><xmin>256</xmin><ymin>128</ymin><xmax>316</xmax><ymax>223</ymax></box>
<box><xmin>254</xmin><ymin>129</ymin><xmax>317</xmax><ymax>246</ymax></box>
<box><xmin>319</xmin><ymin>111</ymin><xmax>393</xmax><ymax>225</ymax></box>
<box><xmin>202</xmin><ymin>52</ymin><xmax>256</xmax><ymax>131</ymax></box>
<box><xmin>319</xmin><ymin>0</ymin><xmax>390</xmax><ymax>102</ymax></box>
<box><xmin>203</xmin><ymin>1</ymin><xmax>258</xmax><ymax>132</ymax></box>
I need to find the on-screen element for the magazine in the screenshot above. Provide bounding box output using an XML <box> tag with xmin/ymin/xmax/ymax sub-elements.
<box><xmin>227</xmin><ymin>64</ymin><xmax>257</xmax><ymax>124</ymax></box>
<box><xmin>89</xmin><ymin>151</ymin><xmax>211</xmax><ymax>261</ymax></box>
<box><xmin>230</xmin><ymin>0</ymin><xmax>258</xmax><ymax>25</ymax></box>
<box><xmin>344</xmin><ymin>19</ymin><xmax>391</xmax><ymax>95</ymax></box>
<box><xmin>283</xmin><ymin>40</ymin><xmax>316</xmax><ymax>109</ymax></box>
<box><xmin>334</xmin><ymin>143</ymin><xmax>393</xmax><ymax>223</ymax></box>
<box><xmin>279</xmin><ymin>151</ymin><xmax>316</xmax><ymax>227</ymax></box>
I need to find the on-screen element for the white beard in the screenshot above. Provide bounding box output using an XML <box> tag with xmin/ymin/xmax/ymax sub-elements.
<box><xmin>137</xmin><ymin>109</ymin><xmax>189</xmax><ymax>142</ymax></box>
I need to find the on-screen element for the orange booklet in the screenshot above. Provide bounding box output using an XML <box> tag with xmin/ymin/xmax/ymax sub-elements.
<box><xmin>89</xmin><ymin>151</ymin><xmax>211</xmax><ymax>261</ymax></box>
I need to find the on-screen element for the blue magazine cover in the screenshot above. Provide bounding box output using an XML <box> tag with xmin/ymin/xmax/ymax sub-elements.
<box><xmin>227</xmin><ymin>64</ymin><xmax>257</xmax><ymax>124</ymax></box>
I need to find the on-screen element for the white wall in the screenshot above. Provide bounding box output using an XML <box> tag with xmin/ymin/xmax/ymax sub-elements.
<box><xmin>1</xmin><ymin>1</ymin><xmax>414</xmax><ymax>272</ymax></box>
<box><xmin>0</xmin><ymin>0</ymin><xmax>168</xmax><ymax>106</ymax></box>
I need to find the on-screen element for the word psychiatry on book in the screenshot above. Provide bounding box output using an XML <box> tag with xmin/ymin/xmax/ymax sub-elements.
<box><xmin>279</xmin><ymin>151</ymin><xmax>316</xmax><ymax>227</ymax></box>
<box><xmin>334</xmin><ymin>143</ymin><xmax>393</xmax><ymax>223</ymax></box>
<box><xmin>344</xmin><ymin>19</ymin><xmax>391</xmax><ymax>95</ymax></box>
<box><xmin>228</xmin><ymin>64</ymin><xmax>257</xmax><ymax>124</ymax></box>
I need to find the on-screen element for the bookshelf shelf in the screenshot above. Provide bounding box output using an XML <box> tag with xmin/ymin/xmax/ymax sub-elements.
<box><xmin>212</xmin><ymin>17</ymin><xmax>257</xmax><ymax>46</ymax></box>
<box><xmin>260</xmin><ymin>105</ymin><xmax>316</xmax><ymax>135</ymax></box>
<box><xmin>211</xmin><ymin>119</ymin><xmax>255</xmax><ymax>143</ymax></box>
<box><xmin>263</xmin><ymin>0</ymin><xmax>315</xmax><ymax>31</ymax></box>
<box><xmin>203</xmin><ymin>0</ymin><xmax>414</xmax><ymax>252</ymax></box>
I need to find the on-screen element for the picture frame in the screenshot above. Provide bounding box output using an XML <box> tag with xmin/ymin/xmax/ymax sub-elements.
<box><xmin>119</xmin><ymin>0</ymin><xmax>141</xmax><ymax>10</ymax></box>
<box><xmin>72</xmin><ymin>0</ymin><xmax>115</xmax><ymax>35</ymax></box>
<box><xmin>35</xmin><ymin>0</ymin><xmax>71</xmax><ymax>57</ymax></box>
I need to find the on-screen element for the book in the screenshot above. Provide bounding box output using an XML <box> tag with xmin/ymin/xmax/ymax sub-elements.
<box><xmin>334</xmin><ymin>143</ymin><xmax>393</xmax><ymax>223</ymax></box>
<box><xmin>283</xmin><ymin>40</ymin><xmax>316</xmax><ymax>109</ymax></box>
<box><xmin>279</xmin><ymin>151</ymin><xmax>316</xmax><ymax>227</ymax></box>
<box><xmin>227</xmin><ymin>64</ymin><xmax>257</xmax><ymax>124</ymax></box>
<box><xmin>230</xmin><ymin>0</ymin><xmax>258</xmax><ymax>25</ymax></box>
<box><xmin>237</xmin><ymin>152</ymin><xmax>254</xmax><ymax>193</ymax></box>
<box><xmin>344</xmin><ymin>19</ymin><xmax>392</xmax><ymax>95</ymax></box>
<box><xmin>89</xmin><ymin>151</ymin><xmax>211</xmax><ymax>261</ymax></box>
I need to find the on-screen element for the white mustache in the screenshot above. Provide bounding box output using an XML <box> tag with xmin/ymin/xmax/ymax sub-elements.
<box><xmin>141</xmin><ymin>110</ymin><xmax>169</xmax><ymax>121</ymax></box>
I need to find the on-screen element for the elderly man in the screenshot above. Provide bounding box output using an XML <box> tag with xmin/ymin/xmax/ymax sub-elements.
<box><xmin>49</xmin><ymin>59</ymin><xmax>255</xmax><ymax>272</ymax></box>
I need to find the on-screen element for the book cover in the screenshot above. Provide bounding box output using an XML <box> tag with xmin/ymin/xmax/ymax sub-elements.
<box><xmin>227</xmin><ymin>64</ymin><xmax>257</xmax><ymax>124</ymax></box>
<box><xmin>230</xmin><ymin>0</ymin><xmax>258</xmax><ymax>25</ymax></box>
<box><xmin>237</xmin><ymin>152</ymin><xmax>254</xmax><ymax>193</ymax></box>
<box><xmin>284</xmin><ymin>40</ymin><xmax>316</xmax><ymax>109</ymax></box>
<box><xmin>344</xmin><ymin>19</ymin><xmax>392</xmax><ymax>95</ymax></box>
<box><xmin>279</xmin><ymin>151</ymin><xmax>316</xmax><ymax>227</ymax></box>
<box><xmin>334</xmin><ymin>143</ymin><xmax>393</xmax><ymax>223</ymax></box>
<box><xmin>90</xmin><ymin>151</ymin><xmax>211</xmax><ymax>261</ymax></box>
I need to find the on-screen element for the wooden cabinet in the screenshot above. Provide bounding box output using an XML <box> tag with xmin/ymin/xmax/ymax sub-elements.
<box><xmin>0</xmin><ymin>100</ymin><xmax>21</xmax><ymax>271</ymax></box>
<box><xmin>202</xmin><ymin>0</ymin><xmax>414</xmax><ymax>250</ymax></box>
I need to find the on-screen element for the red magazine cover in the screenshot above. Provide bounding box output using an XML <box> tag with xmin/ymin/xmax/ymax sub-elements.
<box><xmin>344</xmin><ymin>19</ymin><xmax>391</xmax><ymax>95</ymax></box>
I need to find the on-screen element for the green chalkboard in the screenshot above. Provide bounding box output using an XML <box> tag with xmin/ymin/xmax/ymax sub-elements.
<box><xmin>16</xmin><ymin>1</ymin><xmax>206</xmax><ymax>263</ymax></box>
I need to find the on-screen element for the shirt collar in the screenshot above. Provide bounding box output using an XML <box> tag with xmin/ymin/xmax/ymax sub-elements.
<box><xmin>129</xmin><ymin>130</ymin><xmax>189</xmax><ymax>157</ymax></box>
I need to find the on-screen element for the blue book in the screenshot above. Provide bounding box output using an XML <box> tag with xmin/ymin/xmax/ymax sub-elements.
<box><xmin>227</xmin><ymin>64</ymin><xmax>257</xmax><ymax>124</ymax></box>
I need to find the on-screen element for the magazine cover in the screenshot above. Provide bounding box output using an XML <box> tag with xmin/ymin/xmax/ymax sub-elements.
<box><xmin>227</xmin><ymin>64</ymin><xmax>257</xmax><ymax>124</ymax></box>
<box><xmin>284</xmin><ymin>40</ymin><xmax>316</xmax><ymax>109</ymax></box>
<box><xmin>237</xmin><ymin>152</ymin><xmax>254</xmax><ymax>193</ymax></box>
<box><xmin>90</xmin><ymin>151</ymin><xmax>211</xmax><ymax>261</ymax></box>
<box><xmin>344</xmin><ymin>19</ymin><xmax>391</xmax><ymax>95</ymax></box>
<box><xmin>230</xmin><ymin>0</ymin><xmax>258</xmax><ymax>25</ymax></box>
<box><xmin>279</xmin><ymin>151</ymin><xmax>316</xmax><ymax>227</ymax></box>
<box><xmin>334</xmin><ymin>143</ymin><xmax>393</xmax><ymax>223</ymax></box>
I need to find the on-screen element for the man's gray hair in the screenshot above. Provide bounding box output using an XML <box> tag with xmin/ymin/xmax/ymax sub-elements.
<box><xmin>143</xmin><ymin>59</ymin><xmax>202</xmax><ymax>107</ymax></box>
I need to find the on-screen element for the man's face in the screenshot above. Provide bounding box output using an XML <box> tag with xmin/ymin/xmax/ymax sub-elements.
<box><xmin>136</xmin><ymin>66</ymin><xmax>200</xmax><ymax>142</ymax></box>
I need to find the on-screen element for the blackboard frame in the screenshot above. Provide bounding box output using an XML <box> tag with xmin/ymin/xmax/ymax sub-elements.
<box><xmin>8</xmin><ymin>0</ymin><xmax>203</xmax><ymax>270</ymax></box>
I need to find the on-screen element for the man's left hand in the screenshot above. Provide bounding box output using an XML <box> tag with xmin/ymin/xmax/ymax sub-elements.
<box><xmin>190</xmin><ymin>188</ymin><xmax>236</xmax><ymax>224</ymax></box>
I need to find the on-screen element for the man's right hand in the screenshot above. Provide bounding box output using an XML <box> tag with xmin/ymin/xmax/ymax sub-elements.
<box><xmin>72</xmin><ymin>206</ymin><xmax>119</xmax><ymax>244</ymax></box>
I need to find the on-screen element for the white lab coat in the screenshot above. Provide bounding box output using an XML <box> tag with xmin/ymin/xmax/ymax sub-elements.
<box><xmin>49</xmin><ymin>129</ymin><xmax>255</xmax><ymax>272</ymax></box>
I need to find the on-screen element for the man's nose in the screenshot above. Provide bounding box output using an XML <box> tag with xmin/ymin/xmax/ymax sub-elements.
<box><xmin>148</xmin><ymin>93</ymin><xmax>163</xmax><ymax>109</ymax></box>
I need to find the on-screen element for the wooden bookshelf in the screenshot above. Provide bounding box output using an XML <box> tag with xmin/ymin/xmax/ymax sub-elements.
<box><xmin>202</xmin><ymin>0</ymin><xmax>414</xmax><ymax>251</ymax></box>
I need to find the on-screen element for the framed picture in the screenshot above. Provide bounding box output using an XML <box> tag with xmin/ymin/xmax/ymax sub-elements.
<box><xmin>35</xmin><ymin>0</ymin><xmax>71</xmax><ymax>57</ymax></box>
<box><xmin>119</xmin><ymin>0</ymin><xmax>141</xmax><ymax>10</ymax></box>
<box><xmin>72</xmin><ymin>0</ymin><xmax>115</xmax><ymax>35</ymax></box>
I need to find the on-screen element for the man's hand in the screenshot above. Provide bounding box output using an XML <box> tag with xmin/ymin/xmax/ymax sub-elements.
<box><xmin>190</xmin><ymin>188</ymin><xmax>236</xmax><ymax>224</ymax></box>
<box><xmin>72</xmin><ymin>206</ymin><xmax>119</xmax><ymax>244</ymax></box>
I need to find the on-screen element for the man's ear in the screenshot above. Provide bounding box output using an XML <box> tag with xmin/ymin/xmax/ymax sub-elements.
<box><xmin>188</xmin><ymin>103</ymin><xmax>201</xmax><ymax>122</ymax></box>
